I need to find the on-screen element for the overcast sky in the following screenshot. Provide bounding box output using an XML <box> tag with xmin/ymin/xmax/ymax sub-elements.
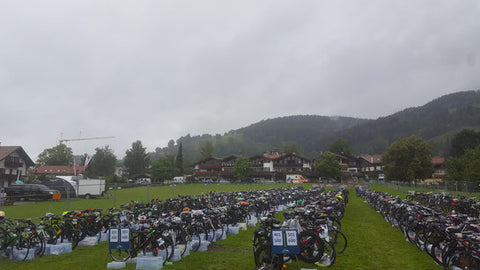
<box><xmin>1</xmin><ymin>1</ymin><xmax>480</xmax><ymax>159</ymax></box>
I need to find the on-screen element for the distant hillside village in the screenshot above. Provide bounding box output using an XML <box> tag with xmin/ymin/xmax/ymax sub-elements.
<box><xmin>191</xmin><ymin>151</ymin><xmax>445</xmax><ymax>183</ymax></box>
<box><xmin>0</xmin><ymin>146</ymin><xmax>446</xmax><ymax>188</ymax></box>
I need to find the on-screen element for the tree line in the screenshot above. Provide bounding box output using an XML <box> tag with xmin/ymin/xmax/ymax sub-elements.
<box><xmin>34</xmin><ymin>128</ymin><xmax>480</xmax><ymax>185</ymax></box>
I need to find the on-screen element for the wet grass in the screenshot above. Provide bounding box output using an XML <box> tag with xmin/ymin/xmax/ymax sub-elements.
<box><xmin>333</xmin><ymin>192</ymin><xmax>441</xmax><ymax>270</ymax></box>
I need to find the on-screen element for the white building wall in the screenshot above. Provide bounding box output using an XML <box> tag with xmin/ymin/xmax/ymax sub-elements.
<box><xmin>263</xmin><ymin>161</ymin><xmax>274</xmax><ymax>172</ymax></box>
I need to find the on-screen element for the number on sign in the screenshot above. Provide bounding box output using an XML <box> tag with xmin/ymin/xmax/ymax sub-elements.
<box><xmin>272</xmin><ymin>230</ymin><xmax>283</xmax><ymax>246</ymax></box>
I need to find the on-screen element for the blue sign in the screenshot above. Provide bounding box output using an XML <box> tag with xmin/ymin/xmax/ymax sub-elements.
<box><xmin>109</xmin><ymin>228</ymin><xmax>131</xmax><ymax>250</ymax></box>
<box><xmin>271</xmin><ymin>229</ymin><xmax>299</xmax><ymax>254</ymax></box>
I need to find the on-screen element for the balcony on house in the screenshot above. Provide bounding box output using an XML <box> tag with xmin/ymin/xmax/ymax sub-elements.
<box><xmin>198</xmin><ymin>164</ymin><xmax>221</xmax><ymax>169</ymax></box>
<box><xmin>5</xmin><ymin>156</ymin><xmax>24</xmax><ymax>168</ymax></box>
<box><xmin>1</xmin><ymin>174</ymin><xmax>17</xmax><ymax>180</ymax></box>
<box><xmin>4</xmin><ymin>160</ymin><xmax>23</xmax><ymax>168</ymax></box>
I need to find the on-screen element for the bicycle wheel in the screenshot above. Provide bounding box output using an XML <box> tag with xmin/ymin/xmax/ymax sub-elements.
<box><xmin>43</xmin><ymin>226</ymin><xmax>60</xmax><ymax>244</ymax></box>
<box><xmin>332</xmin><ymin>230</ymin><xmax>347</xmax><ymax>254</ymax></box>
<box><xmin>141</xmin><ymin>238</ymin><xmax>160</xmax><ymax>257</ymax></box>
<box><xmin>65</xmin><ymin>230</ymin><xmax>82</xmax><ymax>250</ymax></box>
<box><xmin>13</xmin><ymin>236</ymin><xmax>31</xmax><ymax>261</ymax></box>
<box><xmin>189</xmin><ymin>225</ymin><xmax>205</xmax><ymax>251</ymax></box>
<box><xmin>443</xmin><ymin>248</ymin><xmax>467</xmax><ymax>270</ymax></box>
<box><xmin>29</xmin><ymin>232</ymin><xmax>46</xmax><ymax>257</ymax></box>
<box><xmin>404</xmin><ymin>226</ymin><xmax>417</xmax><ymax>244</ymax></box>
<box><xmin>430</xmin><ymin>240</ymin><xmax>446</xmax><ymax>266</ymax></box>
<box><xmin>174</xmin><ymin>228</ymin><xmax>189</xmax><ymax>256</ymax></box>
<box><xmin>205</xmin><ymin>224</ymin><xmax>216</xmax><ymax>243</ymax></box>
<box><xmin>195</xmin><ymin>225</ymin><xmax>207</xmax><ymax>241</ymax></box>
<box><xmin>110</xmin><ymin>248</ymin><xmax>131</xmax><ymax>262</ymax></box>
<box><xmin>254</xmin><ymin>244</ymin><xmax>283</xmax><ymax>270</ymax></box>
<box><xmin>298</xmin><ymin>230</ymin><xmax>324</xmax><ymax>264</ymax></box>
<box><xmin>314</xmin><ymin>240</ymin><xmax>336</xmax><ymax>268</ymax></box>
<box><xmin>0</xmin><ymin>227</ymin><xmax>7</xmax><ymax>250</ymax></box>
<box><xmin>214</xmin><ymin>222</ymin><xmax>224</xmax><ymax>241</ymax></box>
<box><xmin>330</xmin><ymin>220</ymin><xmax>341</xmax><ymax>232</ymax></box>
<box><xmin>160</xmin><ymin>235</ymin><xmax>175</xmax><ymax>263</ymax></box>
<box><xmin>414</xmin><ymin>230</ymin><xmax>427</xmax><ymax>251</ymax></box>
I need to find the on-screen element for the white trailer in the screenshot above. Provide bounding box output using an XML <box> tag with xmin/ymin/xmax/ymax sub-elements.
<box><xmin>56</xmin><ymin>176</ymin><xmax>106</xmax><ymax>199</ymax></box>
<box><xmin>172</xmin><ymin>176</ymin><xmax>186</xmax><ymax>184</ymax></box>
<box><xmin>77</xmin><ymin>179</ymin><xmax>105</xmax><ymax>199</ymax></box>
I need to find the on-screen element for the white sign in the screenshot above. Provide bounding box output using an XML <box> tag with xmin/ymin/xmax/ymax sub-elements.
<box><xmin>285</xmin><ymin>230</ymin><xmax>298</xmax><ymax>246</ymax></box>
<box><xmin>121</xmin><ymin>229</ymin><xmax>129</xmax><ymax>242</ymax></box>
<box><xmin>272</xmin><ymin>230</ymin><xmax>284</xmax><ymax>246</ymax></box>
<box><xmin>110</xmin><ymin>229</ymin><xmax>119</xmax><ymax>242</ymax></box>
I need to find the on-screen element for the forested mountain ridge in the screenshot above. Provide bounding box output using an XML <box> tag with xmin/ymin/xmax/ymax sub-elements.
<box><xmin>335</xmin><ymin>90</ymin><xmax>480</xmax><ymax>155</ymax></box>
<box><xmin>151</xmin><ymin>90</ymin><xmax>480</xmax><ymax>162</ymax></box>
<box><xmin>232</xmin><ymin>115</ymin><xmax>371</xmax><ymax>155</ymax></box>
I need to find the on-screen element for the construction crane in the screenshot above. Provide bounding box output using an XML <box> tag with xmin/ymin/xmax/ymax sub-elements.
<box><xmin>58</xmin><ymin>136</ymin><xmax>115</xmax><ymax>145</ymax></box>
<box><xmin>57</xmin><ymin>135</ymin><xmax>115</xmax><ymax>176</ymax></box>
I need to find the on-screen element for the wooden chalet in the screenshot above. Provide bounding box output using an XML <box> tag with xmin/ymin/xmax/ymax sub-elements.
<box><xmin>0</xmin><ymin>146</ymin><xmax>35</xmax><ymax>187</ymax></box>
<box><xmin>360</xmin><ymin>155</ymin><xmax>384</xmax><ymax>180</ymax></box>
<box><xmin>431</xmin><ymin>156</ymin><xmax>446</xmax><ymax>179</ymax></box>
<box><xmin>193</xmin><ymin>157</ymin><xmax>222</xmax><ymax>180</ymax></box>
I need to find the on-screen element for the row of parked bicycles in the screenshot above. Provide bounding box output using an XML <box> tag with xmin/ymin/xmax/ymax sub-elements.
<box><xmin>253</xmin><ymin>187</ymin><xmax>349</xmax><ymax>270</ymax></box>
<box><xmin>406</xmin><ymin>191</ymin><xmax>480</xmax><ymax>218</ymax></box>
<box><xmin>1</xmin><ymin>185</ymin><xmax>338</xmax><ymax>265</ymax></box>
<box><xmin>360</xmin><ymin>189</ymin><xmax>480</xmax><ymax>270</ymax></box>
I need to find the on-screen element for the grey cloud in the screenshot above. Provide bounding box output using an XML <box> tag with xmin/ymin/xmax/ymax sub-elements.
<box><xmin>1</xmin><ymin>0</ymin><xmax>480</xmax><ymax>159</ymax></box>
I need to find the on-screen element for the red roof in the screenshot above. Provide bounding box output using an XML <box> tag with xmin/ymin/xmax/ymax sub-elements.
<box><xmin>431</xmin><ymin>156</ymin><xmax>445</xmax><ymax>165</ymax></box>
<box><xmin>263</xmin><ymin>153</ymin><xmax>282</xmax><ymax>159</ymax></box>
<box><xmin>35</xmin><ymin>165</ymin><xmax>85</xmax><ymax>175</ymax></box>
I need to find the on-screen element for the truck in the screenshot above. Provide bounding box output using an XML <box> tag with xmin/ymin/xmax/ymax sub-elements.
<box><xmin>286</xmin><ymin>174</ymin><xmax>309</xmax><ymax>183</ymax></box>
<box><xmin>56</xmin><ymin>176</ymin><xmax>106</xmax><ymax>199</ymax></box>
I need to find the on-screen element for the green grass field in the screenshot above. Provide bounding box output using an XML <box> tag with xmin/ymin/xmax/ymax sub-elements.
<box><xmin>0</xmin><ymin>184</ymin><xmax>442</xmax><ymax>270</ymax></box>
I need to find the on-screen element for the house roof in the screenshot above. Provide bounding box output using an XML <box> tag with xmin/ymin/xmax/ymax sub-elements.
<box><xmin>360</xmin><ymin>155</ymin><xmax>383</xmax><ymax>164</ymax></box>
<box><xmin>431</xmin><ymin>156</ymin><xmax>445</xmax><ymax>165</ymax></box>
<box><xmin>0</xmin><ymin>146</ymin><xmax>35</xmax><ymax>167</ymax></box>
<box><xmin>222</xmin><ymin>155</ymin><xmax>242</xmax><ymax>162</ymax></box>
<box><xmin>276</xmin><ymin>153</ymin><xmax>311</xmax><ymax>161</ymax></box>
<box><xmin>193</xmin><ymin>157</ymin><xmax>222</xmax><ymax>166</ymax></box>
<box><xmin>35</xmin><ymin>165</ymin><xmax>85</xmax><ymax>175</ymax></box>
<box><xmin>250</xmin><ymin>154</ymin><xmax>270</xmax><ymax>161</ymax></box>
<box><xmin>263</xmin><ymin>153</ymin><xmax>283</xmax><ymax>159</ymax></box>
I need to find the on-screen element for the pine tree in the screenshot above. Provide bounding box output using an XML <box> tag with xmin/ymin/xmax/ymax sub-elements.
<box><xmin>176</xmin><ymin>142</ymin><xmax>184</xmax><ymax>174</ymax></box>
